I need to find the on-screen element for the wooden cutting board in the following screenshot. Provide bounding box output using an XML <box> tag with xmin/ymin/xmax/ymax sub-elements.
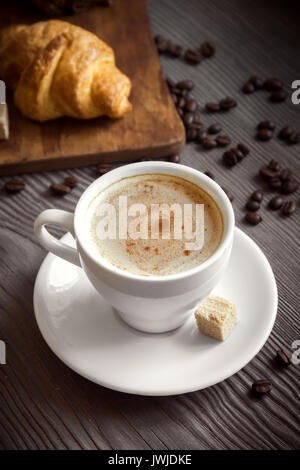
<box><xmin>0</xmin><ymin>0</ymin><xmax>185</xmax><ymax>175</ymax></box>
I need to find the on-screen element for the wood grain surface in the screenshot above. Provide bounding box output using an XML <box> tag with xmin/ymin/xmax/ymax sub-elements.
<box><xmin>0</xmin><ymin>0</ymin><xmax>299</xmax><ymax>450</ymax></box>
<box><xmin>0</xmin><ymin>0</ymin><xmax>184</xmax><ymax>175</ymax></box>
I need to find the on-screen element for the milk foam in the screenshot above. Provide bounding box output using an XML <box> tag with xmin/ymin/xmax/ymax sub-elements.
<box><xmin>88</xmin><ymin>174</ymin><xmax>224</xmax><ymax>276</ymax></box>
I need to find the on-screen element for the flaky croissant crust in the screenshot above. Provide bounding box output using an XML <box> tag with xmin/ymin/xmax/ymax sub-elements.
<box><xmin>0</xmin><ymin>20</ymin><xmax>132</xmax><ymax>121</ymax></box>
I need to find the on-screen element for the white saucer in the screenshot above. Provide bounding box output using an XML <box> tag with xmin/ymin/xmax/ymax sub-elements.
<box><xmin>33</xmin><ymin>228</ymin><xmax>277</xmax><ymax>396</ymax></box>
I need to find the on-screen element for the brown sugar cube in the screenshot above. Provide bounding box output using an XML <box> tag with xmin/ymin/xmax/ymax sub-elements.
<box><xmin>195</xmin><ymin>295</ymin><xmax>238</xmax><ymax>341</ymax></box>
<box><xmin>0</xmin><ymin>103</ymin><xmax>9</xmax><ymax>140</ymax></box>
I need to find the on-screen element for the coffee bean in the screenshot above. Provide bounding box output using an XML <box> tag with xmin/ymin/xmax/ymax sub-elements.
<box><xmin>251</xmin><ymin>190</ymin><xmax>264</xmax><ymax>202</ymax></box>
<box><xmin>190</xmin><ymin>119</ymin><xmax>203</xmax><ymax>130</ymax></box>
<box><xmin>172</xmin><ymin>87</ymin><xmax>182</xmax><ymax>96</ymax></box>
<box><xmin>249</xmin><ymin>76</ymin><xmax>264</xmax><ymax>89</ymax></box>
<box><xmin>270</xmin><ymin>90</ymin><xmax>287</xmax><ymax>103</ymax></box>
<box><xmin>278</xmin><ymin>126</ymin><xmax>294</xmax><ymax>140</ymax></box>
<box><xmin>64</xmin><ymin>176</ymin><xmax>78</xmax><ymax>188</ymax></box>
<box><xmin>156</xmin><ymin>39</ymin><xmax>171</xmax><ymax>53</ymax></box>
<box><xmin>223</xmin><ymin>150</ymin><xmax>238</xmax><ymax>167</ymax></box>
<box><xmin>154</xmin><ymin>35</ymin><xmax>164</xmax><ymax>44</ymax></box>
<box><xmin>169</xmin><ymin>44</ymin><xmax>183</xmax><ymax>57</ymax></box>
<box><xmin>204</xmin><ymin>171</ymin><xmax>215</xmax><ymax>180</ymax></box>
<box><xmin>176</xmin><ymin>80</ymin><xmax>194</xmax><ymax>91</ymax></box>
<box><xmin>97</xmin><ymin>163</ymin><xmax>113</xmax><ymax>175</ymax></box>
<box><xmin>282</xmin><ymin>201</ymin><xmax>296</xmax><ymax>215</ymax></box>
<box><xmin>186</xmin><ymin>128</ymin><xmax>198</xmax><ymax>141</ymax></box>
<box><xmin>208</xmin><ymin>123</ymin><xmax>222</xmax><ymax>134</ymax></box>
<box><xmin>257</xmin><ymin>120</ymin><xmax>275</xmax><ymax>131</ymax></box>
<box><xmin>288</xmin><ymin>132</ymin><xmax>300</xmax><ymax>145</ymax></box>
<box><xmin>276</xmin><ymin>349</ymin><xmax>292</xmax><ymax>367</ymax></box>
<box><xmin>237</xmin><ymin>143</ymin><xmax>250</xmax><ymax>156</ymax></box>
<box><xmin>222</xmin><ymin>187</ymin><xmax>234</xmax><ymax>202</ymax></box>
<box><xmin>268</xmin><ymin>159</ymin><xmax>281</xmax><ymax>172</ymax></box>
<box><xmin>281</xmin><ymin>179</ymin><xmax>299</xmax><ymax>194</ymax></box>
<box><xmin>197</xmin><ymin>130</ymin><xmax>208</xmax><ymax>142</ymax></box>
<box><xmin>184</xmin><ymin>49</ymin><xmax>202</xmax><ymax>64</ymax></box>
<box><xmin>232</xmin><ymin>148</ymin><xmax>244</xmax><ymax>162</ymax></box>
<box><xmin>183</xmin><ymin>112</ymin><xmax>195</xmax><ymax>128</ymax></box>
<box><xmin>216</xmin><ymin>135</ymin><xmax>231</xmax><ymax>147</ymax></box>
<box><xmin>205</xmin><ymin>102</ymin><xmax>220</xmax><ymax>112</ymax></box>
<box><xmin>252</xmin><ymin>379</ymin><xmax>272</xmax><ymax>396</ymax></box>
<box><xmin>50</xmin><ymin>183</ymin><xmax>70</xmax><ymax>196</ymax></box>
<box><xmin>279</xmin><ymin>169</ymin><xmax>292</xmax><ymax>181</ymax></box>
<box><xmin>5</xmin><ymin>179</ymin><xmax>25</xmax><ymax>193</ymax></box>
<box><xmin>242</xmin><ymin>81</ymin><xmax>255</xmax><ymax>94</ymax></box>
<box><xmin>219</xmin><ymin>97</ymin><xmax>237</xmax><ymax>110</ymax></box>
<box><xmin>269</xmin><ymin>195</ymin><xmax>283</xmax><ymax>210</ymax></box>
<box><xmin>168</xmin><ymin>155</ymin><xmax>181</xmax><ymax>163</ymax></box>
<box><xmin>260</xmin><ymin>167</ymin><xmax>277</xmax><ymax>180</ymax></box>
<box><xmin>177</xmin><ymin>97</ymin><xmax>186</xmax><ymax>109</ymax></box>
<box><xmin>246</xmin><ymin>200</ymin><xmax>260</xmax><ymax>211</ymax></box>
<box><xmin>257</xmin><ymin>129</ymin><xmax>273</xmax><ymax>141</ymax></box>
<box><xmin>200</xmin><ymin>41</ymin><xmax>216</xmax><ymax>57</ymax></box>
<box><xmin>184</xmin><ymin>99</ymin><xmax>198</xmax><ymax>113</ymax></box>
<box><xmin>246</xmin><ymin>211</ymin><xmax>262</xmax><ymax>225</ymax></box>
<box><xmin>268</xmin><ymin>177</ymin><xmax>282</xmax><ymax>190</ymax></box>
<box><xmin>202</xmin><ymin>137</ymin><xmax>217</xmax><ymax>149</ymax></box>
<box><xmin>179</xmin><ymin>88</ymin><xmax>189</xmax><ymax>97</ymax></box>
<box><xmin>264</xmin><ymin>77</ymin><xmax>283</xmax><ymax>91</ymax></box>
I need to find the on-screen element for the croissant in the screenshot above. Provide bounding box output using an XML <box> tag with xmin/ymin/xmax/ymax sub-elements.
<box><xmin>0</xmin><ymin>20</ymin><xmax>132</xmax><ymax>121</ymax></box>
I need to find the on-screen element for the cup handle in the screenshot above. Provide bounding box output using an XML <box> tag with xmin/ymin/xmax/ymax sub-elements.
<box><xmin>34</xmin><ymin>209</ymin><xmax>81</xmax><ymax>267</ymax></box>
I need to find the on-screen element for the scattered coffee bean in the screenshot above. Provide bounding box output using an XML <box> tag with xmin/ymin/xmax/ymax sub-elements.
<box><xmin>200</xmin><ymin>41</ymin><xmax>216</xmax><ymax>57</ymax></box>
<box><xmin>249</xmin><ymin>75</ymin><xmax>264</xmax><ymax>90</ymax></box>
<box><xmin>183</xmin><ymin>112</ymin><xmax>195</xmax><ymax>128</ymax></box>
<box><xmin>177</xmin><ymin>97</ymin><xmax>186</xmax><ymax>109</ymax></box>
<box><xmin>288</xmin><ymin>132</ymin><xmax>300</xmax><ymax>145</ymax></box>
<box><xmin>268</xmin><ymin>177</ymin><xmax>282</xmax><ymax>190</ymax></box>
<box><xmin>189</xmin><ymin>118</ymin><xmax>203</xmax><ymax>130</ymax></box>
<box><xmin>279</xmin><ymin>169</ymin><xmax>292</xmax><ymax>181</ymax></box>
<box><xmin>186</xmin><ymin>128</ymin><xmax>198</xmax><ymax>141</ymax></box>
<box><xmin>257</xmin><ymin>129</ymin><xmax>273</xmax><ymax>141</ymax></box>
<box><xmin>223</xmin><ymin>149</ymin><xmax>238</xmax><ymax>167</ymax></box>
<box><xmin>184</xmin><ymin>99</ymin><xmax>198</xmax><ymax>113</ymax></box>
<box><xmin>219</xmin><ymin>97</ymin><xmax>237</xmax><ymax>111</ymax></box>
<box><xmin>204</xmin><ymin>171</ymin><xmax>215</xmax><ymax>180</ymax></box>
<box><xmin>259</xmin><ymin>167</ymin><xmax>278</xmax><ymax>180</ymax></box>
<box><xmin>268</xmin><ymin>159</ymin><xmax>281</xmax><ymax>172</ymax></box>
<box><xmin>184</xmin><ymin>49</ymin><xmax>202</xmax><ymax>64</ymax></box>
<box><xmin>156</xmin><ymin>39</ymin><xmax>171</xmax><ymax>53</ymax></box>
<box><xmin>50</xmin><ymin>183</ymin><xmax>70</xmax><ymax>196</ymax></box>
<box><xmin>270</xmin><ymin>90</ymin><xmax>287</xmax><ymax>103</ymax></box>
<box><xmin>257</xmin><ymin>120</ymin><xmax>275</xmax><ymax>131</ymax></box>
<box><xmin>252</xmin><ymin>379</ymin><xmax>272</xmax><ymax>396</ymax></box>
<box><xmin>208</xmin><ymin>123</ymin><xmax>222</xmax><ymax>134</ymax></box>
<box><xmin>169</xmin><ymin>44</ymin><xmax>183</xmax><ymax>57</ymax></box>
<box><xmin>202</xmin><ymin>137</ymin><xmax>217</xmax><ymax>149</ymax></box>
<box><xmin>251</xmin><ymin>190</ymin><xmax>264</xmax><ymax>202</ymax></box>
<box><xmin>168</xmin><ymin>155</ymin><xmax>181</xmax><ymax>163</ymax></box>
<box><xmin>64</xmin><ymin>176</ymin><xmax>78</xmax><ymax>188</ymax></box>
<box><xmin>246</xmin><ymin>200</ymin><xmax>260</xmax><ymax>211</ymax></box>
<box><xmin>222</xmin><ymin>187</ymin><xmax>234</xmax><ymax>202</ymax></box>
<box><xmin>233</xmin><ymin>148</ymin><xmax>244</xmax><ymax>161</ymax></box>
<box><xmin>179</xmin><ymin>88</ymin><xmax>189</xmax><ymax>97</ymax></box>
<box><xmin>237</xmin><ymin>143</ymin><xmax>250</xmax><ymax>156</ymax></box>
<box><xmin>269</xmin><ymin>196</ymin><xmax>283</xmax><ymax>210</ymax></box>
<box><xmin>176</xmin><ymin>80</ymin><xmax>194</xmax><ymax>91</ymax></box>
<box><xmin>281</xmin><ymin>179</ymin><xmax>299</xmax><ymax>194</ymax></box>
<box><xmin>278</xmin><ymin>126</ymin><xmax>294</xmax><ymax>140</ymax></box>
<box><xmin>246</xmin><ymin>211</ymin><xmax>262</xmax><ymax>225</ymax></box>
<box><xmin>216</xmin><ymin>135</ymin><xmax>231</xmax><ymax>147</ymax></box>
<box><xmin>282</xmin><ymin>201</ymin><xmax>296</xmax><ymax>215</ymax></box>
<box><xmin>276</xmin><ymin>349</ymin><xmax>292</xmax><ymax>367</ymax></box>
<box><xmin>197</xmin><ymin>130</ymin><xmax>208</xmax><ymax>142</ymax></box>
<box><xmin>154</xmin><ymin>35</ymin><xmax>164</xmax><ymax>44</ymax></box>
<box><xmin>205</xmin><ymin>102</ymin><xmax>220</xmax><ymax>112</ymax></box>
<box><xmin>5</xmin><ymin>179</ymin><xmax>25</xmax><ymax>193</ymax></box>
<box><xmin>264</xmin><ymin>77</ymin><xmax>283</xmax><ymax>91</ymax></box>
<box><xmin>242</xmin><ymin>81</ymin><xmax>255</xmax><ymax>94</ymax></box>
<box><xmin>97</xmin><ymin>163</ymin><xmax>113</xmax><ymax>175</ymax></box>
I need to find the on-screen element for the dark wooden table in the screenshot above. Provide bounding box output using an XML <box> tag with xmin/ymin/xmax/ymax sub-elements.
<box><xmin>0</xmin><ymin>0</ymin><xmax>299</xmax><ymax>450</ymax></box>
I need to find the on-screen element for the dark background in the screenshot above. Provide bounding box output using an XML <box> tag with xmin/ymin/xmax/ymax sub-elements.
<box><xmin>0</xmin><ymin>0</ymin><xmax>299</xmax><ymax>449</ymax></box>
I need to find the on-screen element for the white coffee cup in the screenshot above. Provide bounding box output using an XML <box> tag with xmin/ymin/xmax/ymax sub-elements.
<box><xmin>34</xmin><ymin>161</ymin><xmax>235</xmax><ymax>333</ymax></box>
